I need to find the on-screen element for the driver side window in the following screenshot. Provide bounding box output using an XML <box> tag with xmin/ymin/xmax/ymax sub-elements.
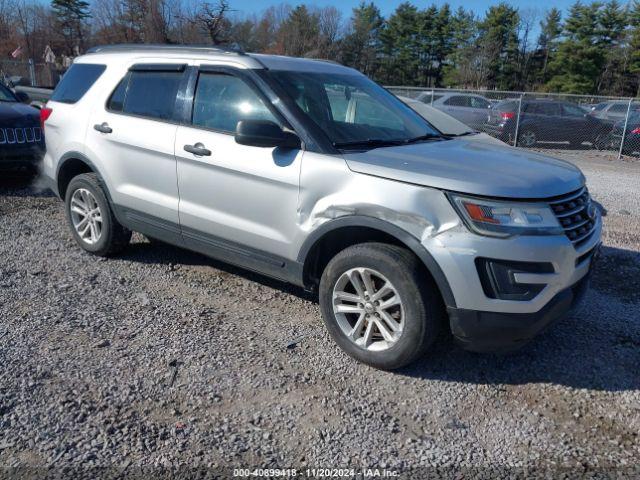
<box><xmin>191</xmin><ymin>72</ymin><xmax>279</xmax><ymax>133</ymax></box>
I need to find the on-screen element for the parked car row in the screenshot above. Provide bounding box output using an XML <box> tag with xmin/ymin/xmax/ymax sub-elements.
<box><xmin>406</xmin><ymin>91</ymin><xmax>639</xmax><ymax>154</ymax></box>
<box><xmin>483</xmin><ymin>99</ymin><xmax>611</xmax><ymax>148</ymax></box>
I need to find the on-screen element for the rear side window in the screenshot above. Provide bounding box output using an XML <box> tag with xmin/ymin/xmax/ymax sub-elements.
<box><xmin>528</xmin><ymin>103</ymin><xmax>559</xmax><ymax>115</ymax></box>
<box><xmin>107</xmin><ymin>73</ymin><xmax>130</xmax><ymax>112</ymax></box>
<box><xmin>470</xmin><ymin>96</ymin><xmax>490</xmax><ymax>109</ymax></box>
<box><xmin>608</xmin><ymin>104</ymin><xmax>628</xmax><ymax>114</ymax></box>
<box><xmin>121</xmin><ymin>70</ymin><xmax>182</xmax><ymax>121</ymax></box>
<box><xmin>562</xmin><ymin>104</ymin><xmax>586</xmax><ymax>117</ymax></box>
<box><xmin>497</xmin><ymin>101</ymin><xmax>516</xmax><ymax>111</ymax></box>
<box><xmin>444</xmin><ymin>96</ymin><xmax>470</xmax><ymax>107</ymax></box>
<box><xmin>51</xmin><ymin>64</ymin><xmax>106</xmax><ymax>104</ymax></box>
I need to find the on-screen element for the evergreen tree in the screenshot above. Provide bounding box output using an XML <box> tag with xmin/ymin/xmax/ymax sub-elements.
<box><xmin>546</xmin><ymin>2</ymin><xmax>604</xmax><ymax>94</ymax></box>
<box><xmin>596</xmin><ymin>0</ymin><xmax>627</xmax><ymax>93</ymax></box>
<box><xmin>536</xmin><ymin>8</ymin><xmax>563</xmax><ymax>85</ymax></box>
<box><xmin>51</xmin><ymin>0</ymin><xmax>90</xmax><ymax>54</ymax></box>
<box><xmin>626</xmin><ymin>1</ymin><xmax>640</xmax><ymax>96</ymax></box>
<box><xmin>340</xmin><ymin>2</ymin><xmax>384</xmax><ymax>77</ymax></box>
<box><xmin>379</xmin><ymin>2</ymin><xmax>422</xmax><ymax>85</ymax></box>
<box><xmin>418</xmin><ymin>4</ymin><xmax>453</xmax><ymax>87</ymax></box>
<box><xmin>442</xmin><ymin>7</ymin><xmax>478</xmax><ymax>87</ymax></box>
<box><xmin>477</xmin><ymin>3</ymin><xmax>520</xmax><ymax>89</ymax></box>
<box><xmin>277</xmin><ymin>5</ymin><xmax>320</xmax><ymax>57</ymax></box>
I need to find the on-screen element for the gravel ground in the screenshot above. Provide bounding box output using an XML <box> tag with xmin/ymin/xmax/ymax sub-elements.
<box><xmin>0</xmin><ymin>149</ymin><xmax>639</xmax><ymax>478</ymax></box>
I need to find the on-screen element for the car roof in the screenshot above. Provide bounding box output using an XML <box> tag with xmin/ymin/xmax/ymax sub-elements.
<box><xmin>81</xmin><ymin>44</ymin><xmax>359</xmax><ymax>75</ymax></box>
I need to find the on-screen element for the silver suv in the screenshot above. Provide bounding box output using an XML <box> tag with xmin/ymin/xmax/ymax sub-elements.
<box><xmin>41</xmin><ymin>45</ymin><xmax>601</xmax><ymax>370</ymax></box>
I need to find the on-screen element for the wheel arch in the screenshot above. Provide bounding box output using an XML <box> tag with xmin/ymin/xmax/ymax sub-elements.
<box><xmin>56</xmin><ymin>152</ymin><xmax>111</xmax><ymax>201</ymax></box>
<box><xmin>298</xmin><ymin>216</ymin><xmax>456</xmax><ymax>308</ymax></box>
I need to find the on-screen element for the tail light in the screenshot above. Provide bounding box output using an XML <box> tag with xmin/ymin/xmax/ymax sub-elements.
<box><xmin>631</xmin><ymin>127</ymin><xmax>640</xmax><ymax>135</ymax></box>
<box><xmin>501</xmin><ymin>112</ymin><xmax>515</xmax><ymax>120</ymax></box>
<box><xmin>40</xmin><ymin>107</ymin><xmax>53</xmax><ymax>130</ymax></box>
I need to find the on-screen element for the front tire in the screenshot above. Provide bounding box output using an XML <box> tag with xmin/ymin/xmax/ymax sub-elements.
<box><xmin>65</xmin><ymin>173</ymin><xmax>131</xmax><ymax>256</ymax></box>
<box><xmin>319</xmin><ymin>243</ymin><xmax>443</xmax><ymax>370</ymax></box>
<box><xmin>517</xmin><ymin>129</ymin><xmax>537</xmax><ymax>147</ymax></box>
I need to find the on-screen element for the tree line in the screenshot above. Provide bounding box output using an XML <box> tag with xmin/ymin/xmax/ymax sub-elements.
<box><xmin>1</xmin><ymin>0</ymin><xmax>640</xmax><ymax>96</ymax></box>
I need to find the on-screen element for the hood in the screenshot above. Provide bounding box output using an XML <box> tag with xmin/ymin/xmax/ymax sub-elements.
<box><xmin>344</xmin><ymin>137</ymin><xmax>585</xmax><ymax>199</ymax></box>
<box><xmin>0</xmin><ymin>102</ymin><xmax>40</xmax><ymax>127</ymax></box>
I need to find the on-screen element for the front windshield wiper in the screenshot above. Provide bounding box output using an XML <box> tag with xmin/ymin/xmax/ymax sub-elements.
<box><xmin>445</xmin><ymin>131</ymin><xmax>478</xmax><ymax>138</ymax></box>
<box><xmin>333</xmin><ymin>133</ymin><xmax>444</xmax><ymax>150</ymax></box>
<box><xmin>402</xmin><ymin>133</ymin><xmax>444</xmax><ymax>144</ymax></box>
<box><xmin>332</xmin><ymin>138</ymin><xmax>405</xmax><ymax>149</ymax></box>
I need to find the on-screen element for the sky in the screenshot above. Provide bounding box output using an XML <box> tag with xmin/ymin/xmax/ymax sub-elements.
<box><xmin>229</xmin><ymin>0</ymin><xmax>581</xmax><ymax>19</ymax></box>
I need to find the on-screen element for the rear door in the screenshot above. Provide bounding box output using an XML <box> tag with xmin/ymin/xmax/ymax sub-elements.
<box><xmin>440</xmin><ymin>95</ymin><xmax>473</xmax><ymax>126</ymax></box>
<box><xmin>560</xmin><ymin>103</ymin><xmax>589</xmax><ymax>144</ymax></box>
<box><xmin>174</xmin><ymin>65</ymin><xmax>302</xmax><ymax>271</ymax></box>
<box><xmin>533</xmin><ymin>102</ymin><xmax>562</xmax><ymax>141</ymax></box>
<box><xmin>468</xmin><ymin>96</ymin><xmax>492</xmax><ymax>129</ymax></box>
<box><xmin>87</xmin><ymin>62</ymin><xmax>187</xmax><ymax>241</ymax></box>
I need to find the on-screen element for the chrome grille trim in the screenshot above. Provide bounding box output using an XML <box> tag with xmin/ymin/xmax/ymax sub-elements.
<box><xmin>548</xmin><ymin>187</ymin><xmax>597</xmax><ymax>248</ymax></box>
<box><xmin>0</xmin><ymin>127</ymin><xmax>43</xmax><ymax>145</ymax></box>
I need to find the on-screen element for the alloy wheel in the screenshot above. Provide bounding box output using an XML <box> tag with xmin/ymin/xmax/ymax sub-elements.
<box><xmin>332</xmin><ymin>267</ymin><xmax>404</xmax><ymax>352</ymax></box>
<box><xmin>70</xmin><ymin>188</ymin><xmax>103</xmax><ymax>245</ymax></box>
<box><xmin>519</xmin><ymin>130</ymin><xmax>536</xmax><ymax>147</ymax></box>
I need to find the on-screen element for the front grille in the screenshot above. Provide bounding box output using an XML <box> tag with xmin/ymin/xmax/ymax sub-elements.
<box><xmin>0</xmin><ymin>127</ymin><xmax>43</xmax><ymax>145</ymax></box>
<box><xmin>549</xmin><ymin>187</ymin><xmax>597</xmax><ymax>248</ymax></box>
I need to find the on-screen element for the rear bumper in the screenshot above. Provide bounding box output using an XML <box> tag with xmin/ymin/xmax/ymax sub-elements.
<box><xmin>482</xmin><ymin>123</ymin><xmax>510</xmax><ymax>141</ymax></box>
<box><xmin>448</xmin><ymin>270</ymin><xmax>592</xmax><ymax>353</ymax></box>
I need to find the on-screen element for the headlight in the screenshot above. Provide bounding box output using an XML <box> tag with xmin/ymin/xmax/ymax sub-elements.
<box><xmin>448</xmin><ymin>193</ymin><xmax>563</xmax><ymax>238</ymax></box>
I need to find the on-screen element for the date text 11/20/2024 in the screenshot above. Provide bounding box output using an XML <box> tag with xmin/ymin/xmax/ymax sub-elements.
<box><xmin>233</xmin><ymin>468</ymin><xmax>400</xmax><ymax>477</ymax></box>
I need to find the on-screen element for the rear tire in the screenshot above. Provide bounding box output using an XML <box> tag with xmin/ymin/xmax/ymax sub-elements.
<box><xmin>65</xmin><ymin>173</ymin><xmax>131</xmax><ymax>256</ymax></box>
<box><xmin>319</xmin><ymin>243</ymin><xmax>443</xmax><ymax>370</ymax></box>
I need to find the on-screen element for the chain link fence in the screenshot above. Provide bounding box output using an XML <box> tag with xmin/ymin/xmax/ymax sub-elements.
<box><xmin>1</xmin><ymin>59</ymin><xmax>61</xmax><ymax>88</ymax></box>
<box><xmin>388</xmin><ymin>86</ymin><xmax>640</xmax><ymax>161</ymax></box>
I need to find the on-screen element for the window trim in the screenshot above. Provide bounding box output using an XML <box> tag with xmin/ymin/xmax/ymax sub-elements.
<box><xmin>184</xmin><ymin>65</ymin><xmax>292</xmax><ymax>137</ymax></box>
<box><xmin>105</xmin><ymin>71</ymin><xmax>132</xmax><ymax>113</ymax></box>
<box><xmin>103</xmin><ymin>64</ymin><xmax>190</xmax><ymax>124</ymax></box>
<box><xmin>129</xmin><ymin>63</ymin><xmax>187</xmax><ymax>72</ymax></box>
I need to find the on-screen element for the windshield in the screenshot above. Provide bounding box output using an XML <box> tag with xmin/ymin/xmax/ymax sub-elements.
<box><xmin>0</xmin><ymin>84</ymin><xmax>17</xmax><ymax>102</ymax></box>
<box><xmin>267</xmin><ymin>70</ymin><xmax>440</xmax><ymax>148</ymax></box>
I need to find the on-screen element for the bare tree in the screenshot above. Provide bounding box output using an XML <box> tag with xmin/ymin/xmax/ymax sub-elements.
<box><xmin>193</xmin><ymin>0</ymin><xmax>232</xmax><ymax>45</ymax></box>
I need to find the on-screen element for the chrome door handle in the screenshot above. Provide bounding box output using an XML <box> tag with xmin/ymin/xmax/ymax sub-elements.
<box><xmin>94</xmin><ymin>122</ymin><xmax>112</xmax><ymax>134</ymax></box>
<box><xmin>184</xmin><ymin>142</ymin><xmax>211</xmax><ymax>156</ymax></box>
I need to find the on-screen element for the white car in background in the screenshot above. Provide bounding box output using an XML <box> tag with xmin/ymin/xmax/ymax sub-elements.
<box><xmin>398</xmin><ymin>95</ymin><xmax>505</xmax><ymax>146</ymax></box>
<box><xmin>412</xmin><ymin>91</ymin><xmax>493</xmax><ymax>130</ymax></box>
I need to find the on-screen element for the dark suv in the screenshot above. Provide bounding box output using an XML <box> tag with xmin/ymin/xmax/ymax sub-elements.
<box><xmin>0</xmin><ymin>83</ymin><xmax>44</xmax><ymax>177</ymax></box>
<box><xmin>484</xmin><ymin>99</ymin><xmax>609</xmax><ymax>148</ymax></box>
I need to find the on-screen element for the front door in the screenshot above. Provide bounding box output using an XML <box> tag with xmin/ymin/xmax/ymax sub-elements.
<box><xmin>175</xmin><ymin>66</ymin><xmax>302</xmax><ymax>277</ymax></box>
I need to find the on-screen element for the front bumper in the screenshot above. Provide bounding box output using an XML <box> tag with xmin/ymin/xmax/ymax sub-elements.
<box><xmin>448</xmin><ymin>268</ymin><xmax>592</xmax><ymax>352</ymax></box>
<box><xmin>0</xmin><ymin>145</ymin><xmax>44</xmax><ymax>171</ymax></box>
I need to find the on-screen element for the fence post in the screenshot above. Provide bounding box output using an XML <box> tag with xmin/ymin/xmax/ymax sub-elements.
<box><xmin>28</xmin><ymin>59</ymin><xmax>36</xmax><ymax>87</ymax></box>
<box><xmin>513</xmin><ymin>94</ymin><xmax>524</xmax><ymax>147</ymax></box>
<box><xmin>617</xmin><ymin>99</ymin><xmax>633</xmax><ymax>161</ymax></box>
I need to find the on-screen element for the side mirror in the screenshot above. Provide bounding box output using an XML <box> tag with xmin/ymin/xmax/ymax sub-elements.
<box><xmin>235</xmin><ymin>120</ymin><xmax>300</xmax><ymax>149</ymax></box>
<box><xmin>15</xmin><ymin>91</ymin><xmax>30</xmax><ymax>103</ymax></box>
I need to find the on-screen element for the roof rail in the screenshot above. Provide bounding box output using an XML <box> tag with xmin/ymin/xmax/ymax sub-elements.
<box><xmin>86</xmin><ymin>43</ymin><xmax>245</xmax><ymax>56</ymax></box>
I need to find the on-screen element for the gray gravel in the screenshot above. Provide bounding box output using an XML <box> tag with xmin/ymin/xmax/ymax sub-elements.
<box><xmin>0</xmin><ymin>149</ymin><xmax>639</xmax><ymax>478</ymax></box>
